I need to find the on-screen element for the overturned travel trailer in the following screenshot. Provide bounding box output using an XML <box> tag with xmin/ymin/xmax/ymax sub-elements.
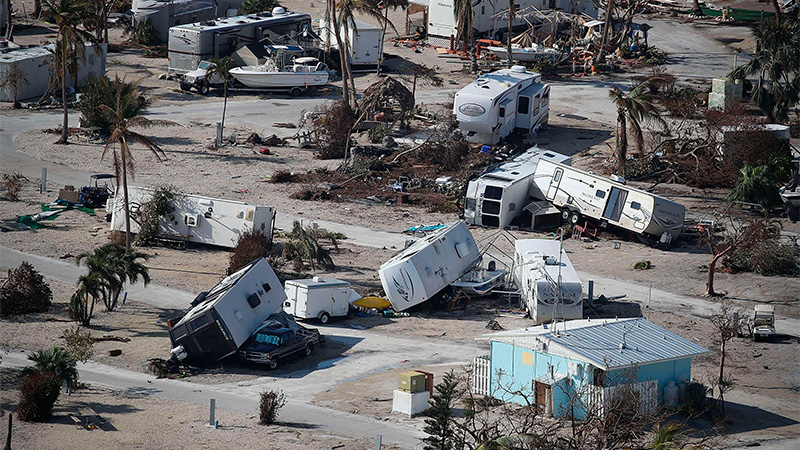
<box><xmin>109</xmin><ymin>186</ymin><xmax>275</xmax><ymax>248</ymax></box>
<box><xmin>167</xmin><ymin>8</ymin><xmax>312</xmax><ymax>74</ymax></box>
<box><xmin>379</xmin><ymin>222</ymin><xmax>480</xmax><ymax>311</ymax></box>
<box><xmin>454</xmin><ymin>65</ymin><xmax>550</xmax><ymax>145</ymax></box>
<box><xmin>169</xmin><ymin>257</ymin><xmax>286</xmax><ymax>363</ymax></box>
<box><xmin>132</xmin><ymin>0</ymin><xmax>219</xmax><ymax>43</ymax></box>
<box><xmin>513</xmin><ymin>238</ymin><xmax>582</xmax><ymax>325</ymax></box>
<box><xmin>464</xmin><ymin>146</ymin><xmax>571</xmax><ymax>228</ymax></box>
<box><xmin>532</xmin><ymin>160</ymin><xmax>685</xmax><ymax>244</ymax></box>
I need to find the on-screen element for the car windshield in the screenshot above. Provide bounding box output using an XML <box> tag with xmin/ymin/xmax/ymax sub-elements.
<box><xmin>198</xmin><ymin>61</ymin><xmax>211</xmax><ymax>69</ymax></box>
<box><xmin>255</xmin><ymin>333</ymin><xmax>281</xmax><ymax>345</ymax></box>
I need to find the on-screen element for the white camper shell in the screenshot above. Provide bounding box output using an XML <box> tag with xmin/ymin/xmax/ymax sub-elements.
<box><xmin>533</xmin><ymin>160</ymin><xmax>686</xmax><ymax>243</ymax></box>
<box><xmin>283</xmin><ymin>277</ymin><xmax>361</xmax><ymax>323</ymax></box>
<box><xmin>426</xmin><ymin>0</ymin><xmax>599</xmax><ymax>42</ymax></box>
<box><xmin>465</xmin><ymin>146</ymin><xmax>571</xmax><ymax>228</ymax></box>
<box><xmin>379</xmin><ymin>221</ymin><xmax>480</xmax><ymax>311</ymax></box>
<box><xmin>319</xmin><ymin>19</ymin><xmax>384</xmax><ymax>66</ymax></box>
<box><xmin>454</xmin><ymin>66</ymin><xmax>550</xmax><ymax>145</ymax></box>
<box><xmin>109</xmin><ymin>186</ymin><xmax>275</xmax><ymax>248</ymax></box>
<box><xmin>167</xmin><ymin>8</ymin><xmax>312</xmax><ymax>74</ymax></box>
<box><xmin>169</xmin><ymin>258</ymin><xmax>286</xmax><ymax>363</ymax></box>
<box><xmin>513</xmin><ymin>239</ymin><xmax>582</xmax><ymax>325</ymax></box>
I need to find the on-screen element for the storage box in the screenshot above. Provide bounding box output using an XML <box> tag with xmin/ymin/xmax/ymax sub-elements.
<box><xmin>392</xmin><ymin>389</ymin><xmax>430</xmax><ymax>417</ymax></box>
<box><xmin>398</xmin><ymin>371</ymin><xmax>427</xmax><ymax>393</ymax></box>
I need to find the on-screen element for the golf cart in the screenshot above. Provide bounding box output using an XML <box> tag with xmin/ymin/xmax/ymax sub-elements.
<box><xmin>80</xmin><ymin>174</ymin><xmax>115</xmax><ymax>209</ymax></box>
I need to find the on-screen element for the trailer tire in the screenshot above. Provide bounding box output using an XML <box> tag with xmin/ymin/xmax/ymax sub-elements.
<box><xmin>319</xmin><ymin>312</ymin><xmax>330</xmax><ymax>324</ymax></box>
<box><xmin>304</xmin><ymin>343</ymin><xmax>313</xmax><ymax>357</ymax></box>
<box><xmin>561</xmin><ymin>209</ymin><xmax>570</xmax><ymax>222</ymax></box>
<box><xmin>198</xmin><ymin>83</ymin><xmax>210</xmax><ymax>95</ymax></box>
<box><xmin>268</xmin><ymin>358</ymin><xmax>279</xmax><ymax>370</ymax></box>
<box><xmin>570</xmin><ymin>211</ymin><xmax>582</xmax><ymax>225</ymax></box>
<box><xmin>290</xmin><ymin>87</ymin><xmax>303</xmax><ymax>97</ymax></box>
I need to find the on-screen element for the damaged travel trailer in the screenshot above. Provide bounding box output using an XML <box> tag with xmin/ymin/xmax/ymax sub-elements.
<box><xmin>532</xmin><ymin>160</ymin><xmax>686</xmax><ymax>244</ymax></box>
<box><xmin>513</xmin><ymin>239</ymin><xmax>582</xmax><ymax>325</ymax></box>
<box><xmin>283</xmin><ymin>277</ymin><xmax>361</xmax><ymax>323</ymax></box>
<box><xmin>109</xmin><ymin>186</ymin><xmax>275</xmax><ymax>248</ymax></box>
<box><xmin>319</xmin><ymin>18</ymin><xmax>385</xmax><ymax>66</ymax></box>
<box><xmin>169</xmin><ymin>258</ymin><xmax>286</xmax><ymax>363</ymax></box>
<box><xmin>454</xmin><ymin>65</ymin><xmax>550</xmax><ymax>145</ymax></box>
<box><xmin>379</xmin><ymin>222</ymin><xmax>480</xmax><ymax>311</ymax></box>
<box><xmin>167</xmin><ymin>8</ymin><xmax>312</xmax><ymax>74</ymax></box>
<box><xmin>464</xmin><ymin>146</ymin><xmax>571</xmax><ymax>228</ymax></box>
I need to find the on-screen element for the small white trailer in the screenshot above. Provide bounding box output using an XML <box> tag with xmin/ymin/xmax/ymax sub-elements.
<box><xmin>169</xmin><ymin>257</ymin><xmax>286</xmax><ymax>363</ymax></box>
<box><xmin>109</xmin><ymin>186</ymin><xmax>275</xmax><ymax>249</ymax></box>
<box><xmin>319</xmin><ymin>18</ymin><xmax>384</xmax><ymax>66</ymax></box>
<box><xmin>513</xmin><ymin>238</ymin><xmax>582</xmax><ymax>325</ymax></box>
<box><xmin>454</xmin><ymin>65</ymin><xmax>550</xmax><ymax>145</ymax></box>
<box><xmin>532</xmin><ymin>159</ymin><xmax>686</xmax><ymax>244</ymax></box>
<box><xmin>464</xmin><ymin>146</ymin><xmax>571</xmax><ymax>228</ymax></box>
<box><xmin>379</xmin><ymin>221</ymin><xmax>480</xmax><ymax>311</ymax></box>
<box><xmin>283</xmin><ymin>277</ymin><xmax>361</xmax><ymax>323</ymax></box>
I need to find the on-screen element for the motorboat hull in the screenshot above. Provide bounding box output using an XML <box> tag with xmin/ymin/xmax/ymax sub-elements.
<box><xmin>230</xmin><ymin>68</ymin><xmax>329</xmax><ymax>89</ymax></box>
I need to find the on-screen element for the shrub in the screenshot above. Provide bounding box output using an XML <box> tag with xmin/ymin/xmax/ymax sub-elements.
<box><xmin>633</xmin><ymin>260</ymin><xmax>651</xmax><ymax>270</ymax></box>
<box><xmin>368</xmin><ymin>124</ymin><xmax>386</xmax><ymax>144</ymax></box>
<box><xmin>259</xmin><ymin>389</ymin><xmax>286</xmax><ymax>425</ymax></box>
<box><xmin>0</xmin><ymin>262</ymin><xmax>52</xmax><ymax>317</ymax></box>
<box><xmin>312</xmin><ymin>100</ymin><xmax>356</xmax><ymax>160</ymax></box>
<box><xmin>135</xmin><ymin>185</ymin><xmax>180</xmax><ymax>246</ymax></box>
<box><xmin>271</xmin><ymin>170</ymin><xmax>295</xmax><ymax>183</ymax></box>
<box><xmin>230</xmin><ymin>228</ymin><xmax>272</xmax><ymax>273</ymax></box>
<box><xmin>79</xmin><ymin>75</ymin><xmax>148</xmax><ymax>136</ymax></box>
<box><xmin>239</xmin><ymin>0</ymin><xmax>281</xmax><ymax>14</ymax></box>
<box><xmin>727</xmin><ymin>165</ymin><xmax>782</xmax><ymax>208</ymax></box>
<box><xmin>17</xmin><ymin>372</ymin><xmax>62</xmax><ymax>422</ymax></box>
<box><xmin>680</xmin><ymin>382</ymin><xmax>709</xmax><ymax>417</ymax></box>
<box><xmin>644</xmin><ymin>47</ymin><xmax>668</xmax><ymax>66</ymax></box>
<box><xmin>725</xmin><ymin>234</ymin><xmax>800</xmax><ymax>276</ymax></box>
<box><xmin>3</xmin><ymin>173</ymin><xmax>24</xmax><ymax>200</ymax></box>
<box><xmin>62</xmin><ymin>327</ymin><xmax>94</xmax><ymax>363</ymax></box>
<box><xmin>128</xmin><ymin>18</ymin><xmax>161</xmax><ymax>46</ymax></box>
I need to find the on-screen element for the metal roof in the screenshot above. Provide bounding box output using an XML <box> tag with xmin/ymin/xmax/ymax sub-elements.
<box><xmin>484</xmin><ymin>318</ymin><xmax>710</xmax><ymax>370</ymax></box>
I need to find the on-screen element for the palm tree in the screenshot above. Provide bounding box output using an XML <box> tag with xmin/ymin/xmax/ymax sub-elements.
<box><xmin>608</xmin><ymin>82</ymin><xmax>666</xmax><ymax>174</ymax></box>
<box><xmin>597</xmin><ymin>0</ymin><xmax>614</xmax><ymax>62</ymax></box>
<box><xmin>453</xmin><ymin>0</ymin><xmax>477</xmax><ymax>72</ymax></box>
<box><xmin>282</xmin><ymin>220</ymin><xmax>337</xmax><ymax>270</ymax></box>
<box><xmin>206</xmin><ymin>57</ymin><xmax>236</xmax><ymax>145</ymax></box>
<box><xmin>77</xmin><ymin>243</ymin><xmax>150</xmax><ymax>311</ymax></box>
<box><xmin>507</xmin><ymin>0</ymin><xmax>515</xmax><ymax>68</ymax></box>
<box><xmin>111</xmin><ymin>246</ymin><xmax>150</xmax><ymax>310</ymax></box>
<box><xmin>43</xmin><ymin>0</ymin><xmax>97</xmax><ymax>144</ymax></box>
<box><xmin>70</xmin><ymin>272</ymin><xmax>107</xmax><ymax>326</ymax></box>
<box><xmin>651</xmin><ymin>422</ymin><xmax>686</xmax><ymax>450</ymax></box>
<box><xmin>729</xmin><ymin>17</ymin><xmax>799</xmax><ymax>122</ymax></box>
<box><xmin>377</xmin><ymin>0</ymin><xmax>408</xmax><ymax>74</ymax></box>
<box><xmin>27</xmin><ymin>347</ymin><xmax>79</xmax><ymax>390</ymax></box>
<box><xmin>99</xmin><ymin>78</ymin><xmax>174</xmax><ymax>251</ymax></box>
<box><xmin>327</xmin><ymin>0</ymin><xmax>350</xmax><ymax>106</ymax></box>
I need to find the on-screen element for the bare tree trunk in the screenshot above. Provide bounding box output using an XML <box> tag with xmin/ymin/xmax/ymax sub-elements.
<box><xmin>507</xmin><ymin>0</ymin><xmax>514</xmax><ymax>68</ymax></box>
<box><xmin>597</xmin><ymin>0</ymin><xmax>614</xmax><ymax>62</ymax></box>
<box><xmin>330</xmin><ymin>2</ymin><xmax>350</xmax><ymax>106</ymax></box>
<box><xmin>3</xmin><ymin>0</ymin><xmax>12</xmax><ymax>40</ymax></box>
<box><xmin>34</xmin><ymin>0</ymin><xmax>42</xmax><ymax>18</ymax></box>
<box><xmin>691</xmin><ymin>0</ymin><xmax>702</xmax><ymax>15</ymax></box>
<box><xmin>221</xmin><ymin>82</ymin><xmax>228</xmax><ymax>138</ymax></box>
<box><xmin>58</xmin><ymin>44</ymin><xmax>70</xmax><ymax>144</ymax></box>
<box><xmin>122</xmin><ymin>147</ymin><xmax>132</xmax><ymax>252</ymax></box>
<box><xmin>378</xmin><ymin>2</ymin><xmax>389</xmax><ymax>75</ymax></box>
<box><xmin>4</xmin><ymin>413</ymin><xmax>11</xmax><ymax>450</ymax></box>
<box><xmin>615</xmin><ymin>112</ymin><xmax>627</xmax><ymax>174</ymax></box>
<box><xmin>718</xmin><ymin>338</ymin><xmax>726</xmax><ymax>416</ymax></box>
<box><xmin>771</xmin><ymin>0</ymin><xmax>782</xmax><ymax>22</ymax></box>
<box><xmin>705</xmin><ymin>245</ymin><xmax>733</xmax><ymax>296</ymax></box>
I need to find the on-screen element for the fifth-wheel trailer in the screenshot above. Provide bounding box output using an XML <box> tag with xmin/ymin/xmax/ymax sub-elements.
<box><xmin>532</xmin><ymin>159</ymin><xmax>686</xmax><ymax>244</ymax></box>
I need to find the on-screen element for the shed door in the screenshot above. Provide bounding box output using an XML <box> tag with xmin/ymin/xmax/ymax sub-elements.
<box><xmin>534</xmin><ymin>381</ymin><xmax>551</xmax><ymax>411</ymax></box>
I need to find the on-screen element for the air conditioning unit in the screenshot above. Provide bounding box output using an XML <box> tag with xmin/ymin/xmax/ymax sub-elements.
<box><xmin>184</xmin><ymin>214</ymin><xmax>200</xmax><ymax>227</ymax></box>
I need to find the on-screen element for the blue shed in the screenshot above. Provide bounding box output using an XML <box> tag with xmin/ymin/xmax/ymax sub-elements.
<box><xmin>474</xmin><ymin>318</ymin><xmax>709</xmax><ymax>419</ymax></box>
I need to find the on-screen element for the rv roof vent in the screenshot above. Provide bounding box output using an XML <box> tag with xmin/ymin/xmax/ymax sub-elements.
<box><xmin>511</xmin><ymin>171</ymin><xmax>519</xmax><ymax>175</ymax></box>
<box><xmin>312</xmin><ymin>276</ymin><xmax>322</xmax><ymax>282</ymax></box>
<box><xmin>272</xmin><ymin>6</ymin><xmax>286</xmax><ymax>14</ymax></box>
<box><xmin>610</xmin><ymin>174</ymin><xmax>626</xmax><ymax>184</ymax></box>
<box><xmin>510</xmin><ymin>65</ymin><xmax>526</xmax><ymax>73</ymax></box>
<box><xmin>544</xmin><ymin>257</ymin><xmax>557</xmax><ymax>265</ymax></box>
<box><xmin>237</xmin><ymin>20</ymin><xmax>247</xmax><ymax>23</ymax></box>
<box><xmin>481</xmin><ymin>85</ymin><xmax>491</xmax><ymax>89</ymax></box>
<box><xmin>202</xmin><ymin>20</ymin><xmax>215</xmax><ymax>26</ymax></box>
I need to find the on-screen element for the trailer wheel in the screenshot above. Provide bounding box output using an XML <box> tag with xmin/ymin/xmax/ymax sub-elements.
<box><xmin>289</xmin><ymin>87</ymin><xmax>303</xmax><ymax>97</ymax></box>
<box><xmin>319</xmin><ymin>312</ymin><xmax>330</xmax><ymax>324</ymax></box>
<box><xmin>561</xmin><ymin>209</ymin><xmax>570</xmax><ymax>222</ymax></box>
<box><xmin>198</xmin><ymin>83</ymin><xmax>210</xmax><ymax>95</ymax></box>
<box><xmin>268</xmin><ymin>358</ymin><xmax>279</xmax><ymax>370</ymax></box>
<box><xmin>570</xmin><ymin>211</ymin><xmax>582</xmax><ymax>225</ymax></box>
<box><xmin>304</xmin><ymin>343</ymin><xmax>314</xmax><ymax>357</ymax></box>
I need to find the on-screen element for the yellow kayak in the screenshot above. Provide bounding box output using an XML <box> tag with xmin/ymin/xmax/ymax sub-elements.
<box><xmin>352</xmin><ymin>296</ymin><xmax>392</xmax><ymax>309</ymax></box>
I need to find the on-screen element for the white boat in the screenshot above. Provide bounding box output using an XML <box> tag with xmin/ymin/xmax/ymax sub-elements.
<box><xmin>451</xmin><ymin>267</ymin><xmax>508</xmax><ymax>296</ymax></box>
<box><xmin>486</xmin><ymin>44</ymin><xmax>566</xmax><ymax>63</ymax></box>
<box><xmin>230</xmin><ymin>56</ymin><xmax>330</xmax><ymax>91</ymax></box>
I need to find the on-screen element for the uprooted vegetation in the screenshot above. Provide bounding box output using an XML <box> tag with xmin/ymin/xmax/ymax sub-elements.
<box><xmin>0</xmin><ymin>262</ymin><xmax>53</xmax><ymax>317</ymax></box>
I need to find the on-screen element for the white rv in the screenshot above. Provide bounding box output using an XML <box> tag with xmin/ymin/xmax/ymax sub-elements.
<box><xmin>532</xmin><ymin>160</ymin><xmax>686</xmax><ymax>244</ymax></box>
<box><xmin>109</xmin><ymin>186</ymin><xmax>275</xmax><ymax>249</ymax></box>
<box><xmin>464</xmin><ymin>146</ymin><xmax>571</xmax><ymax>228</ymax></box>
<box><xmin>169</xmin><ymin>257</ymin><xmax>286</xmax><ymax>363</ymax></box>
<box><xmin>379</xmin><ymin>221</ymin><xmax>480</xmax><ymax>311</ymax></box>
<box><xmin>132</xmin><ymin>0</ymin><xmax>219</xmax><ymax>43</ymax></box>
<box><xmin>283</xmin><ymin>277</ymin><xmax>361</xmax><ymax>323</ymax></box>
<box><xmin>167</xmin><ymin>8</ymin><xmax>312</xmax><ymax>74</ymax></box>
<box><xmin>454</xmin><ymin>65</ymin><xmax>550</xmax><ymax>145</ymax></box>
<box><xmin>319</xmin><ymin>19</ymin><xmax>385</xmax><ymax>66</ymax></box>
<box><xmin>427</xmin><ymin>0</ymin><xmax>599</xmax><ymax>42</ymax></box>
<box><xmin>513</xmin><ymin>239</ymin><xmax>582</xmax><ymax>325</ymax></box>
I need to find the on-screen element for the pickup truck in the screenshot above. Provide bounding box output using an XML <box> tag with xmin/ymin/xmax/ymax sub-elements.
<box><xmin>752</xmin><ymin>304</ymin><xmax>776</xmax><ymax>342</ymax></box>
<box><xmin>179</xmin><ymin>61</ymin><xmax>223</xmax><ymax>95</ymax></box>
<box><xmin>238</xmin><ymin>319</ymin><xmax>321</xmax><ymax>369</ymax></box>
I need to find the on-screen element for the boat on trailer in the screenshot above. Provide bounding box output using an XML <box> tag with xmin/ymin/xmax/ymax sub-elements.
<box><xmin>451</xmin><ymin>266</ymin><xmax>508</xmax><ymax>296</ymax></box>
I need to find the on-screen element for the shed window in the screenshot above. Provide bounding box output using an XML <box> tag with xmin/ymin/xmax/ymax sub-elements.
<box><xmin>517</xmin><ymin>96</ymin><xmax>530</xmax><ymax>114</ymax></box>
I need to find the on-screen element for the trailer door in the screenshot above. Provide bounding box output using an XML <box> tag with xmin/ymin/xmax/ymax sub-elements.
<box><xmin>602</xmin><ymin>187</ymin><xmax>628</xmax><ymax>222</ymax></box>
<box><xmin>545</xmin><ymin>168</ymin><xmax>563</xmax><ymax>201</ymax></box>
<box><xmin>333</xmin><ymin>287</ymin><xmax>349</xmax><ymax>316</ymax></box>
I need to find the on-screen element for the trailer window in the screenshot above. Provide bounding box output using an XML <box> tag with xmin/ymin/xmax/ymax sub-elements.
<box><xmin>482</xmin><ymin>215</ymin><xmax>500</xmax><ymax>227</ymax></box>
<box><xmin>542</xmin><ymin>91</ymin><xmax>550</xmax><ymax>107</ymax></box>
<box><xmin>553</xmin><ymin>171</ymin><xmax>562</xmax><ymax>182</ymax></box>
<box><xmin>190</xmin><ymin>314</ymin><xmax>209</xmax><ymax>331</ymax></box>
<box><xmin>499</xmin><ymin>107</ymin><xmax>505</xmax><ymax>118</ymax></box>
<box><xmin>483</xmin><ymin>201</ymin><xmax>501</xmax><ymax>215</ymax></box>
<box><xmin>481</xmin><ymin>5</ymin><xmax>485</xmax><ymax>14</ymax></box>
<box><xmin>484</xmin><ymin>186</ymin><xmax>503</xmax><ymax>200</ymax></box>
<box><xmin>596</xmin><ymin>190</ymin><xmax>605</xmax><ymax>198</ymax></box>
<box><xmin>533</xmin><ymin>98</ymin><xmax>540</xmax><ymax>115</ymax></box>
<box><xmin>631</xmin><ymin>202</ymin><xmax>641</xmax><ymax>210</ymax></box>
<box><xmin>247</xmin><ymin>292</ymin><xmax>262</xmax><ymax>308</ymax></box>
<box><xmin>466</xmin><ymin>198</ymin><xmax>477</xmax><ymax>211</ymax></box>
<box><xmin>517</xmin><ymin>96</ymin><xmax>530</xmax><ymax>114</ymax></box>
<box><xmin>262</xmin><ymin>283</ymin><xmax>272</xmax><ymax>293</ymax></box>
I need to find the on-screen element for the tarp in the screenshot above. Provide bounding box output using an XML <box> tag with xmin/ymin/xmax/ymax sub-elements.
<box><xmin>17</xmin><ymin>210</ymin><xmax>62</xmax><ymax>229</ymax></box>
<box><xmin>41</xmin><ymin>201</ymin><xmax>96</xmax><ymax>216</ymax></box>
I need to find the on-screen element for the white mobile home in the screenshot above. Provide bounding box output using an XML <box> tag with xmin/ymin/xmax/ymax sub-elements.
<box><xmin>169</xmin><ymin>258</ymin><xmax>285</xmax><ymax>363</ymax></box>
<box><xmin>379</xmin><ymin>221</ymin><xmax>480</xmax><ymax>311</ymax></box>
<box><xmin>513</xmin><ymin>238</ymin><xmax>582</xmax><ymax>324</ymax></box>
<box><xmin>533</xmin><ymin>160</ymin><xmax>686</xmax><ymax>243</ymax></box>
<box><xmin>319</xmin><ymin>19</ymin><xmax>384</xmax><ymax>66</ymax></box>
<box><xmin>464</xmin><ymin>146</ymin><xmax>571</xmax><ymax>228</ymax></box>
<box><xmin>427</xmin><ymin>0</ymin><xmax>599</xmax><ymax>42</ymax></box>
<box><xmin>167</xmin><ymin>8</ymin><xmax>312</xmax><ymax>74</ymax></box>
<box><xmin>454</xmin><ymin>65</ymin><xmax>550</xmax><ymax>145</ymax></box>
<box><xmin>109</xmin><ymin>186</ymin><xmax>275</xmax><ymax>248</ymax></box>
<box><xmin>283</xmin><ymin>277</ymin><xmax>361</xmax><ymax>323</ymax></box>
<box><xmin>0</xmin><ymin>43</ymin><xmax>106</xmax><ymax>102</ymax></box>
